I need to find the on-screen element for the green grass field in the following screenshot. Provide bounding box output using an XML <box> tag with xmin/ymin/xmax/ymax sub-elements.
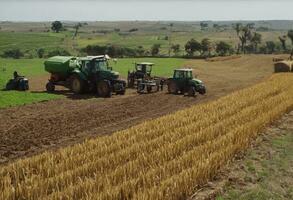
<box><xmin>0</xmin><ymin>57</ymin><xmax>186</xmax><ymax>108</ymax></box>
<box><xmin>110</xmin><ymin>57</ymin><xmax>186</xmax><ymax>77</ymax></box>
<box><xmin>0</xmin><ymin>58</ymin><xmax>60</xmax><ymax>108</ymax></box>
<box><xmin>0</xmin><ymin>20</ymin><xmax>288</xmax><ymax>57</ymax></box>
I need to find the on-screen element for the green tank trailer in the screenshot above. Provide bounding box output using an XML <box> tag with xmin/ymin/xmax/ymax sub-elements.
<box><xmin>44</xmin><ymin>55</ymin><xmax>126</xmax><ymax>97</ymax></box>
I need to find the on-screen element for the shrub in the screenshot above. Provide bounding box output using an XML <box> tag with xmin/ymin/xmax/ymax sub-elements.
<box><xmin>47</xmin><ymin>49</ymin><xmax>71</xmax><ymax>57</ymax></box>
<box><xmin>2</xmin><ymin>49</ymin><xmax>24</xmax><ymax>59</ymax></box>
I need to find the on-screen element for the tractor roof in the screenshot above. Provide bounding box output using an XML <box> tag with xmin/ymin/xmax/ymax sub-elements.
<box><xmin>81</xmin><ymin>55</ymin><xmax>111</xmax><ymax>61</ymax></box>
<box><xmin>46</xmin><ymin>56</ymin><xmax>75</xmax><ymax>63</ymax></box>
<box><xmin>175</xmin><ymin>68</ymin><xmax>193</xmax><ymax>71</ymax></box>
<box><xmin>136</xmin><ymin>62</ymin><xmax>154</xmax><ymax>66</ymax></box>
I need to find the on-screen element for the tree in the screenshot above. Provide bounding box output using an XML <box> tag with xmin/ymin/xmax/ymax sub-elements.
<box><xmin>151</xmin><ymin>44</ymin><xmax>161</xmax><ymax>56</ymax></box>
<box><xmin>36</xmin><ymin>48</ymin><xmax>45</xmax><ymax>58</ymax></box>
<box><xmin>185</xmin><ymin>39</ymin><xmax>202</xmax><ymax>56</ymax></box>
<box><xmin>2</xmin><ymin>49</ymin><xmax>23</xmax><ymax>59</ymax></box>
<box><xmin>216</xmin><ymin>41</ymin><xmax>232</xmax><ymax>56</ymax></box>
<box><xmin>234</xmin><ymin>23</ymin><xmax>242</xmax><ymax>36</ymax></box>
<box><xmin>201</xmin><ymin>38</ymin><xmax>212</xmax><ymax>56</ymax></box>
<box><xmin>200</xmin><ymin>22</ymin><xmax>208</xmax><ymax>31</ymax></box>
<box><xmin>266</xmin><ymin>41</ymin><xmax>276</xmax><ymax>54</ymax></box>
<box><xmin>73</xmin><ymin>23</ymin><xmax>82</xmax><ymax>38</ymax></box>
<box><xmin>287</xmin><ymin>30</ymin><xmax>293</xmax><ymax>57</ymax></box>
<box><xmin>250</xmin><ymin>32</ymin><xmax>262</xmax><ymax>53</ymax></box>
<box><xmin>171</xmin><ymin>44</ymin><xmax>180</xmax><ymax>55</ymax></box>
<box><xmin>51</xmin><ymin>21</ymin><xmax>63</xmax><ymax>33</ymax></box>
<box><xmin>279</xmin><ymin>35</ymin><xmax>287</xmax><ymax>51</ymax></box>
<box><xmin>287</xmin><ymin>30</ymin><xmax>293</xmax><ymax>45</ymax></box>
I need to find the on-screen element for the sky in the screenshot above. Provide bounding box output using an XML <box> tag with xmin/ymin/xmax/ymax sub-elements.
<box><xmin>0</xmin><ymin>0</ymin><xmax>292</xmax><ymax>21</ymax></box>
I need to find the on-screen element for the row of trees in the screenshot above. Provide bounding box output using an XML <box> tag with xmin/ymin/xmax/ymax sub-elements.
<box><xmin>233</xmin><ymin>23</ymin><xmax>293</xmax><ymax>54</ymax></box>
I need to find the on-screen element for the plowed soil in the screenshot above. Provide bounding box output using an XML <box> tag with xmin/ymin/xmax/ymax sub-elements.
<box><xmin>0</xmin><ymin>55</ymin><xmax>275</xmax><ymax>164</ymax></box>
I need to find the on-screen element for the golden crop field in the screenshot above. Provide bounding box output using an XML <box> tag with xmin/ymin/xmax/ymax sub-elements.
<box><xmin>0</xmin><ymin>73</ymin><xmax>292</xmax><ymax>200</ymax></box>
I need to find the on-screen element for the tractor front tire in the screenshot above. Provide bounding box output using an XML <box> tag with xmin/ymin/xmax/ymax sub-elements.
<box><xmin>188</xmin><ymin>86</ymin><xmax>196</xmax><ymax>97</ymax></box>
<box><xmin>70</xmin><ymin>75</ymin><xmax>85</xmax><ymax>94</ymax></box>
<box><xmin>168</xmin><ymin>81</ymin><xmax>178</xmax><ymax>94</ymax></box>
<box><xmin>46</xmin><ymin>82</ymin><xmax>55</xmax><ymax>92</ymax></box>
<box><xmin>97</xmin><ymin>80</ymin><xmax>112</xmax><ymax>98</ymax></box>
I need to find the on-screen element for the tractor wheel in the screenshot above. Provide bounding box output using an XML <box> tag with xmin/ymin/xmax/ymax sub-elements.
<box><xmin>188</xmin><ymin>86</ymin><xmax>196</xmax><ymax>97</ymax></box>
<box><xmin>70</xmin><ymin>75</ymin><xmax>85</xmax><ymax>94</ymax></box>
<box><xmin>46</xmin><ymin>82</ymin><xmax>55</xmax><ymax>92</ymax></box>
<box><xmin>97</xmin><ymin>80</ymin><xmax>112</xmax><ymax>97</ymax></box>
<box><xmin>167</xmin><ymin>81</ymin><xmax>178</xmax><ymax>94</ymax></box>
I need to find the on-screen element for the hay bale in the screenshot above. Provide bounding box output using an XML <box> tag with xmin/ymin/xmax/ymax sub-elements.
<box><xmin>274</xmin><ymin>61</ymin><xmax>292</xmax><ymax>73</ymax></box>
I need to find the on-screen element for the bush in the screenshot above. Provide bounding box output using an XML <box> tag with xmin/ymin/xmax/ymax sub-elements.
<box><xmin>37</xmin><ymin>48</ymin><xmax>45</xmax><ymax>58</ymax></box>
<box><xmin>216</xmin><ymin>41</ymin><xmax>233</xmax><ymax>56</ymax></box>
<box><xmin>47</xmin><ymin>49</ymin><xmax>71</xmax><ymax>57</ymax></box>
<box><xmin>2</xmin><ymin>49</ymin><xmax>24</xmax><ymax>59</ymax></box>
<box><xmin>81</xmin><ymin>44</ymin><xmax>141</xmax><ymax>57</ymax></box>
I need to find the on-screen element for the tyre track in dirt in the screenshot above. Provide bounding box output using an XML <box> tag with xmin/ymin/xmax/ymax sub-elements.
<box><xmin>0</xmin><ymin>55</ymin><xmax>275</xmax><ymax>164</ymax></box>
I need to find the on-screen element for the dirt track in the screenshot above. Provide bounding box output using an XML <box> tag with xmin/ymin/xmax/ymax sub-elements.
<box><xmin>0</xmin><ymin>55</ymin><xmax>275</xmax><ymax>164</ymax></box>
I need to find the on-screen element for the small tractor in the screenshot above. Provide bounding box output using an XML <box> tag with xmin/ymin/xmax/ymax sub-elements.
<box><xmin>127</xmin><ymin>62</ymin><xmax>164</xmax><ymax>93</ymax></box>
<box><xmin>5</xmin><ymin>71</ymin><xmax>29</xmax><ymax>91</ymax></box>
<box><xmin>45</xmin><ymin>55</ymin><xmax>126</xmax><ymax>97</ymax></box>
<box><xmin>167</xmin><ymin>69</ymin><xmax>206</xmax><ymax>96</ymax></box>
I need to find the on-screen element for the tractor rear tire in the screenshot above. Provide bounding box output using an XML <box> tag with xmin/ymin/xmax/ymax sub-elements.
<box><xmin>168</xmin><ymin>81</ymin><xmax>178</xmax><ymax>94</ymax></box>
<box><xmin>46</xmin><ymin>82</ymin><xmax>55</xmax><ymax>92</ymax></box>
<box><xmin>97</xmin><ymin>80</ymin><xmax>112</xmax><ymax>98</ymax></box>
<box><xmin>188</xmin><ymin>86</ymin><xmax>196</xmax><ymax>97</ymax></box>
<box><xmin>70</xmin><ymin>75</ymin><xmax>85</xmax><ymax>94</ymax></box>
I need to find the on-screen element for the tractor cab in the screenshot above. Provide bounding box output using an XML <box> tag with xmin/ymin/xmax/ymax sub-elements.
<box><xmin>173</xmin><ymin>69</ymin><xmax>193</xmax><ymax>79</ymax></box>
<box><xmin>135</xmin><ymin>62</ymin><xmax>153</xmax><ymax>77</ymax></box>
<box><xmin>78</xmin><ymin>55</ymin><xmax>119</xmax><ymax>80</ymax></box>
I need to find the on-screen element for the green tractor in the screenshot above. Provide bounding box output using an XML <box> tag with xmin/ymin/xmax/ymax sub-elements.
<box><xmin>167</xmin><ymin>69</ymin><xmax>206</xmax><ymax>96</ymax></box>
<box><xmin>45</xmin><ymin>55</ymin><xmax>126</xmax><ymax>97</ymax></box>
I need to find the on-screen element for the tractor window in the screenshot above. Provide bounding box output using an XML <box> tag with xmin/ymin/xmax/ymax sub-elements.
<box><xmin>95</xmin><ymin>60</ymin><xmax>108</xmax><ymax>71</ymax></box>
<box><xmin>83</xmin><ymin>61</ymin><xmax>91</xmax><ymax>71</ymax></box>
<box><xmin>136</xmin><ymin>65</ymin><xmax>142</xmax><ymax>71</ymax></box>
<box><xmin>187</xmin><ymin>71</ymin><xmax>193</xmax><ymax>78</ymax></box>
<box><xmin>146</xmin><ymin>65</ymin><xmax>152</xmax><ymax>73</ymax></box>
<box><xmin>174</xmin><ymin>71</ymin><xmax>185</xmax><ymax>78</ymax></box>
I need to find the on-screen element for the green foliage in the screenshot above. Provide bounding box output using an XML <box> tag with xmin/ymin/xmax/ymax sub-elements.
<box><xmin>51</xmin><ymin>21</ymin><xmax>63</xmax><ymax>33</ymax></box>
<box><xmin>201</xmin><ymin>38</ymin><xmax>212</xmax><ymax>56</ymax></box>
<box><xmin>266</xmin><ymin>41</ymin><xmax>276</xmax><ymax>54</ymax></box>
<box><xmin>185</xmin><ymin>39</ymin><xmax>202</xmax><ymax>56</ymax></box>
<box><xmin>171</xmin><ymin>44</ymin><xmax>180</xmax><ymax>55</ymax></box>
<box><xmin>2</xmin><ymin>49</ymin><xmax>24</xmax><ymax>59</ymax></box>
<box><xmin>151</xmin><ymin>44</ymin><xmax>161</xmax><ymax>56</ymax></box>
<box><xmin>37</xmin><ymin>48</ymin><xmax>45</xmax><ymax>58</ymax></box>
<box><xmin>287</xmin><ymin>30</ymin><xmax>293</xmax><ymax>45</ymax></box>
<box><xmin>216</xmin><ymin>41</ymin><xmax>232</xmax><ymax>56</ymax></box>
<box><xmin>47</xmin><ymin>49</ymin><xmax>71</xmax><ymax>57</ymax></box>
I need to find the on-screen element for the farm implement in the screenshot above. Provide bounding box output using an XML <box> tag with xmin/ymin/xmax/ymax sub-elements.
<box><xmin>45</xmin><ymin>55</ymin><xmax>126</xmax><ymax>97</ymax></box>
<box><xmin>127</xmin><ymin>62</ymin><xmax>165</xmax><ymax>94</ymax></box>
